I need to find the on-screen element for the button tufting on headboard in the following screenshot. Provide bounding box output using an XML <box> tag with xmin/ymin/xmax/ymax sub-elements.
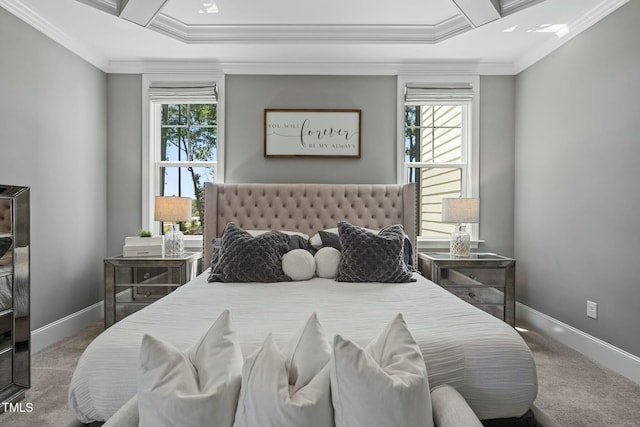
<box><xmin>203</xmin><ymin>182</ymin><xmax>416</xmax><ymax>268</ymax></box>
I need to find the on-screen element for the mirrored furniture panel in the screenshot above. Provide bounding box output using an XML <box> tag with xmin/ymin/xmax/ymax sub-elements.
<box><xmin>0</xmin><ymin>185</ymin><xmax>30</xmax><ymax>408</ymax></box>
<box><xmin>418</xmin><ymin>252</ymin><xmax>515</xmax><ymax>327</ymax></box>
<box><xmin>104</xmin><ymin>252</ymin><xmax>203</xmax><ymax>328</ymax></box>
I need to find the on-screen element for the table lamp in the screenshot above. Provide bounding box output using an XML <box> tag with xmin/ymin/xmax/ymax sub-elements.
<box><xmin>441</xmin><ymin>198</ymin><xmax>479</xmax><ymax>257</ymax></box>
<box><xmin>154</xmin><ymin>196</ymin><xmax>192</xmax><ymax>257</ymax></box>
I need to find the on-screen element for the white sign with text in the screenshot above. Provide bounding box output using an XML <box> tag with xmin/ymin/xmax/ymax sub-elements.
<box><xmin>264</xmin><ymin>109</ymin><xmax>361</xmax><ymax>158</ymax></box>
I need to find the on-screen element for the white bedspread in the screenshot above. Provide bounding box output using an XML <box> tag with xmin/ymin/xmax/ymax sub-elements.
<box><xmin>69</xmin><ymin>272</ymin><xmax>537</xmax><ymax>423</ymax></box>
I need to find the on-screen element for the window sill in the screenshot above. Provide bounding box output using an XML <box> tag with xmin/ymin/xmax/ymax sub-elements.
<box><xmin>416</xmin><ymin>239</ymin><xmax>484</xmax><ymax>251</ymax></box>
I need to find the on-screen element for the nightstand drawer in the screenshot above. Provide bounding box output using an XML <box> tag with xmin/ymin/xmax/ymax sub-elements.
<box><xmin>134</xmin><ymin>266</ymin><xmax>179</xmax><ymax>300</ymax></box>
<box><xmin>133</xmin><ymin>285</ymin><xmax>177</xmax><ymax>300</ymax></box>
<box><xmin>104</xmin><ymin>252</ymin><xmax>203</xmax><ymax>328</ymax></box>
<box><xmin>444</xmin><ymin>286</ymin><xmax>504</xmax><ymax>305</ymax></box>
<box><xmin>450</xmin><ymin>268</ymin><xmax>506</xmax><ymax>288</ymax></box>
<box><xmin>418</xmin><ymin>252</ymin><xmax>516</xmax><ymax>327</ymax></box>
<box><xmin>116</xmin><ymin>284</ymin><xmax>180</xmax><ymax>303</ymax></box>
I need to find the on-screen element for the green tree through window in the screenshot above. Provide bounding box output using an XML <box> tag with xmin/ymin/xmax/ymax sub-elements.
<box><xmin>160</xmin><ymin>104</ymin><xmax>217</xmax><ymax>234</ymax></box>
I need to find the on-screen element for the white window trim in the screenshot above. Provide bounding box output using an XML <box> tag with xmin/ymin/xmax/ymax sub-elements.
<box><xmin>142</xmin><ymin>73</ymin><xmax>225</xmax><ymax>237</ymax></box>
<box><xmin>396</xmin><ymin>75</ymin><xmax>480</xmax><ymax>250</ymax></box>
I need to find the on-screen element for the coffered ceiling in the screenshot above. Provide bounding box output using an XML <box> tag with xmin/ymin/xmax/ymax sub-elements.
<box><xmin>0</xmin><ymin>0</ymin><xmax>628</xmax><ymax>74</ymax></box>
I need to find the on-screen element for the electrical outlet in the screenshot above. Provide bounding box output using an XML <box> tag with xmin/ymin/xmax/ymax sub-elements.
<box><xmin>587</xmin><ymin>301</ymin><xmax>598</xmax><ymax>319</ymax></box>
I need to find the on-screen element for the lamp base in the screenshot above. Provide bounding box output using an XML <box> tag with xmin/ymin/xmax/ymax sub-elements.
<box><xmin>450</xmin><ymin>225</ymin><xmax>470</xmax><ymax>258</ymax></box>
<box><xmin>164</xmin><ymin>224</ymin><xmax>184</xmax><ymax>257</ymax></box>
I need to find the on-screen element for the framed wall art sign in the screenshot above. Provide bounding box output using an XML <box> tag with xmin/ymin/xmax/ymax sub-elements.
<box><xmin>264</xmin><ymin>109</ymin><xmax>361</xmax><ymax>158</ymax></box>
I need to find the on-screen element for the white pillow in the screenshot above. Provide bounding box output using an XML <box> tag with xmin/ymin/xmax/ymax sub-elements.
<box><xmin>138</xmin><ymin>310</ymin><xmax>243</xmax><ymax>427</ymax></box>
<box><xmin>282</xmin><ymin>249</ymin><xmax>316</xmax><ymax>281</ymax></box>
<box><xmin>330</xmin><ymin>313</ymin><xmax>433</xmax><ymax>427</ymax></box>
<box><xmin>233</xmin><ymin>313</ymin><xmax>333</xmax><ymax>427</ymax></box>
<box><xmin>314</xmin><ymin>247</ymin><xmax>341</xmax><ymax>279</ymax></box>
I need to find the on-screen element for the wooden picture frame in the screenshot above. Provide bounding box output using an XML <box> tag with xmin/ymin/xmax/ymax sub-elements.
<box><xmin>264</xmin><ymin>109</ymin><xmax>361</xmax><ymax>158</ymax></box>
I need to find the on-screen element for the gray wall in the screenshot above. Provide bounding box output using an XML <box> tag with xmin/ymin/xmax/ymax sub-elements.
<box><xmin>225</xmin><ymin>75</ymin><xmax>397</xmax><ymax>183</ymax></box>
<box><xmin>105</xmin><ymin>73</ymin><xmax>516</xmax><ymax>275</ymax></box>
<box><xmin>515</xmin><ymin>1</ymin><xmax>640</xmax><ymax>356</ymax></box>
<box><xmin>478</xmin><ymin>76</ymin><xmax>516</xmax><ymax>257</ymax></box>
<box><xmin>224</xmin><ymin>74</ymin><xmax>516</xmax><ymax>255</ymax></box>
<box><xmin>106</xmin><ymin>75</ymin><xmax>142</xmax><ymax>257</ymax></box>
<box><xmin>0</xmin><ymin>8</ymin><xmax>107</xmax><ymax>328</ymax></box>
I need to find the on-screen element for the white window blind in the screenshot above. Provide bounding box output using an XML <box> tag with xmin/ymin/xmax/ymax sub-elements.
<box><xmin>405</xmin><ymin>83</ymin><xmax>474</xmax><ymax>103</ymax></box>
<box><xmin>148</xmin><ymin>82</ymin><xmax>218</xmax><ymax>103</ymax></box>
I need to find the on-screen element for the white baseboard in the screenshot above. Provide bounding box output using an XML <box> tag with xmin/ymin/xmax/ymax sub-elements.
<box><xmin>31</xmin><ymin>301</ymin><xmax>104</xmax><ymax>354</ymax></box>
<box><xmin>517</xmin><ymin>302</ymin><xmax>640</xmax><ymax>385</ymax></box>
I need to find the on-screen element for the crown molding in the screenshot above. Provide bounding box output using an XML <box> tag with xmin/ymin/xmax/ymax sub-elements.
<box><xmin>501</xmin><ymin>0</ymin><xmax>546</xmax><ymax>17</ymax></box>
<box><xmin>0</xmin><ymin>0</ymin><xmax>110</xmax><ymax>71</ymax></box>
<box><xmin>3</xmin><ymin>0</ymin><xmax>625</xmax><ymax>78</ymax></box>
<box><xmin>74</xmin><ymin>0</ymin><xmax>118</xmax><ymax>16</ymax></box>
<box><xmin>149</xmin><ymin>14</ymin><xmax>472</xmax><ymax>44</ymax></box>
<box><xmin>107</xmin><ymin>59</ymin><xmax>516</xmax><ymax>76</ymax></box>
<box><xmin>513</xmin><ymin>0</ymin><xmax>629</xmax><ymax>73</ymax></box>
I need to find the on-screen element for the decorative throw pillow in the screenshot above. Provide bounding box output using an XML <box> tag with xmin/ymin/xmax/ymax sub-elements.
<box><xmin>210</xmin><ymin>233</ymin><xmax>309</xmax><ymax>282</ymax></box>
<box><xmin>318</xmin><ymin>230</ymin><xmax>341</xmax><ymax>250</ymax></box>
<box><xmin>245</xmin><ymin>230</ymin><xmax>311</xmax><ymax>251</ymax></box>
<box><xmin>246</xmin><ymin>229</ymin><xmax>309</xmax><ymax>240</ymax></box>
<box><xmin>330</xmin><ymin>313</ymin><xmax>433</xmax><ymax>427</ymax></box>
<box><xmin>402</xmin><ymin>235</ymin><xmax>415</xmax><ymax>270</ymax></box>
<box><xmin>138</xmin><ymin>310</ymin><xmax>243</xmax><ymax>427</ymax></box>
<box><xmin>282</xmin><ymin>249</ymin><xmax>316</xmax><ymax>281</ymax></box>
<box><xmin>233</xmin><ymin>313</ymin><xmax>333</xmax><ymax>427</ymax></box>
<box><xmin>286</xmin><ymin>234</ymin><xmax>312</xmax><ymax>251</ymax></box>
<box><xmin>207</xmin><ymin>237</ymin><xmax>223</xmax><ymax>281</ymax></box>
<box><xmin>311</xmin><ymin>227</ymin><xmax>414</xmax><ymax>269</ymax></box>
<box><xmin>314</xmin><ymin>247</ymin><xmax>341</xmax><ymax>279</ymax></box>
<box><xmin>0</xmin><ymin>237</ymin><xmax>11</xmax><ymax>259</ymax></box>
<box><xmin>208</xmin><ymin>223</ymin><xmax>291</xmax><ymax>282</ymax></box>
<box><xmin>309</xmin><ymin>228</ymin><xmax>339</xmax><ymax>249</ymax></box>
<box><xmin>335</xmin><ymin>221</ymin><xmax>414</xmax><ymax>283</ymax></box>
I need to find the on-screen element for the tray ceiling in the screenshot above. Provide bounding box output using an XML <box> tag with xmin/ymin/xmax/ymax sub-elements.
<box><xmin>0</xmin><ymin>0</ymin><xmax>629</xmax><ymax>73</ymax></box>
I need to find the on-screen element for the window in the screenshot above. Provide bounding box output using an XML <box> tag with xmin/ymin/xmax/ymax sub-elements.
<box><xmin>400</xmin><ymin>78</ymin><xmax>479</xmax><ymax>246</ymax></box>
<box><xmin>157</xmin><ymin>103</ymin><xmax>216</xmax><ymax>234</ymax></box>
<box><xmin>143</xmin><ymin>77</ymin><xmax>224</xmax><ymax>238</ymax></box>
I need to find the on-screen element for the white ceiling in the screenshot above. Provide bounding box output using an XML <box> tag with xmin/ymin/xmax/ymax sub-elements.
<box><xmin>0</xmin><ymin>0</ymin><xmax>628</xmax><ymax>74</ymax></box>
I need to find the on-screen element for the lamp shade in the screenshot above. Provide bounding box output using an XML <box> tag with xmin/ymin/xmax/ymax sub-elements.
<box><xmin>154</xmin><ymin>196</ymin><xmax>192</xmax><ymax>222</ymax></box>
<box><xmin>441</xmin><ymin>198</ymin><xmax>479</xmax><ymax>224</ymax></box>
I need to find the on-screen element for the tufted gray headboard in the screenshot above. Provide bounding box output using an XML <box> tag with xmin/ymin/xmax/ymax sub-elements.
<box><xmin>203</xmin><ymin>182</ymin><xmax>416</xmax><ymax>268</ymax></box>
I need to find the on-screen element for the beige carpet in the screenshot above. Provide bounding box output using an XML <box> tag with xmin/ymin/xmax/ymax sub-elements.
<box><xmin>0</xmin><ymin>321</ymin><xmax>639</xmax><ymax>427</ymax></box>
<box><xmin>519</xmin><ymin>325</ymin><xmax>640</xmax><ymax>427</ymax></box>
<box><xmin>0</xmin><ymin>322</ymin><xmax>103</xmax><ymax>427</ymax></box>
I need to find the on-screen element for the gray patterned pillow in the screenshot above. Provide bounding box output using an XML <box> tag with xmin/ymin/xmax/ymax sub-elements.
<box><xmin>316</xmin><ymin>229</ymin><xmax>414</xmax><ymax>270</ymax></box>
<box><xmin>208</xmin><ymin>223</ymin><xmax>291</xmax><ymax>283</ymax></box>
<box><xmin>336</xmin><ymin>221</ymin><xmax>415</xmax><ymax>283</ymax></box>
<box><xmin>0</xmin><ymin>237</ymin><xmax>11</xmax><ymax>259</ymax></box>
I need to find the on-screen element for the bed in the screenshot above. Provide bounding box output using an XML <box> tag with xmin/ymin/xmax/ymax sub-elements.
<box><xmin>68</xmin><ymin>182</ymin><xmax>537</xmax><ymax>424</ymax></box>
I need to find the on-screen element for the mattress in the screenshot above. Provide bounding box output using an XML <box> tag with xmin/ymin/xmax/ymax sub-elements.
<box><xmin>69</xmin><ymin>271</ymin><xmax>537</xmax><ymax>423</ymax></box>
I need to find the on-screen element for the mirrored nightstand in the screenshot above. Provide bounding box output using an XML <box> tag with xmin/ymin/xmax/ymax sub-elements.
<box><xmin>104</xmin><ymin>252</ymin><xmax>203</xmax><ymax>328</ymax></box>
<box><xmin>418</xmin><ymin>252</ymin><xmax>516</xmax><ymax>327</ymax></box>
